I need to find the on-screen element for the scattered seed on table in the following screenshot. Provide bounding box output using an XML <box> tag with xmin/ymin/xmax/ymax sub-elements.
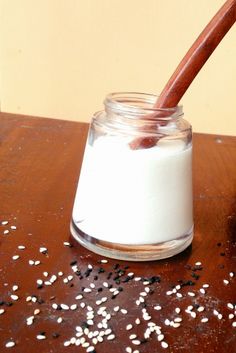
<box><xmin>229</xmin><ymin>314</ymin><xmax>234</xmax><ymax>319</ymax></box>
<box><xmin>57</xmin><ymin>317</ymin><xmax>63</xmax><ymax>323</ymax></box>
<box><xmin>126</xmin><ymin>347</ymin><xmax>132</xmax><ymax>353</ymax></box>
<box><xmin>126</xmin><ymin>324</ymin><xmax>133</xmax><ymax>331</ymax></box>
<box><xmin>232</xmin><ymin>322</ymin><xmax>236</xmax><ymax>327</ymax></box>
<box><xmin>161</xmin><ymin>341</ymin><xmax>168</xmax><ymax>349</ymax></box>
<box><xmin>5</xmin><ymin>341</ymin><xmax>15</xmax><ymax>348</ymax></box>
<box><xmin>201</xmin><ymin>318</ymin><xmax>209</xmax><ymax>323</ymax></box>
<box><xmin>197</xmin><ymin>306</ymin><xmax>205</xmax><ymax>312</ymax></box>
<box><xmin>1</xmin><ymin>221</ymin><xmax>9</xmax><ymax>225</ymax></box>
<box><xmin>11</xmin><ymin>226</ymin><xmax>17</xmax><ymax>230</ymax></box>
<box><xmin>0</xmin><ymin>309</ymin><xmax>5</xmax><ymax>315</ymax></box>
<box><xmin>64</xmin><ymin>341</ymin><xmax>71</xmax><ymax>347</ymax></box>
<box><xmin>12</xmin><ymin>285</ymin><xmax>18</xmax><ymax>291</ymax></box>
<box><xmin>4</xmin><ymin>230</ymin><xmax>10</xmax><ymax>235</ymax></box>
<box><xmin>36</xmin><ymin>334</ymin><xmax>46</xmax><ymax>340</ymax></box>
<box><xmin>12</xmin><ymin>255</ymin><xmax>20</xmax><ymax>260</ymax></box>
<box><xmin>227</xmin><ymin>303</ymin><xmax>234</xmax><ymax>310</ymax></box>
<box><xmin>107</xmin><ymin>334</ymin><xmax>115</xmax><ymax>340</ymax></box>
<box><xmin>10</xmin><ymin>295</ymin><xmax>18</xmax><ymax>301</ymax></box>
<box><xmin>135</xmin><ymin>318</ymin><xmax>141</xmax><ymax>325</ymax></box>
<box><xmin>18</xmin><ymin>245</ymin><xmax>25</xmax><ymax>250</ymax></box>
<box><xmin>223</xmin><ymin>279</ymin><xmax>229</xmax><ymax>285</ymax></box>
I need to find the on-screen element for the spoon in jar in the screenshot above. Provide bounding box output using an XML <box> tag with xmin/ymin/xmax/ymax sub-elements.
<box><xmin>130</xmin><ymin>0</ymin><xmax>236</xmax><ymax>150</ymax></box>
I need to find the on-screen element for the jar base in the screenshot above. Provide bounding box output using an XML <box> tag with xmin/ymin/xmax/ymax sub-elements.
<box><xmin>70</xmin><ymin>221</ymin><xmax>193</xmax><ymax>261</ymax></box>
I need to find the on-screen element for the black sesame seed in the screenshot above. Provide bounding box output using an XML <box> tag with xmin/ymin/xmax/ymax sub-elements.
<box><xmin>5</xmin><ymin>302</ymin><xmax>13</xmax><ymax>307</ymax></box>
<box><xmin>84</xmin><ymin>269</ymin><xmax>92</xmax><ymax>277</ymax></box>
<box><xmin>98</xmin><ymin>268</ymin><xmax>105</xmax><ymax>273</ymax></box>
<box><xmin>113</xmin><ymin>264</ymin><xmax>120</xmax><ymax>270</ymax></box>
<box><xmin>115</xmin><ymin>279</ymin><xmax>120</xmax><ymax>285</ymax></box>
<box><xmin>107</xmin><ymin>272</ymin><xmax>112</xmax><ymax>280</ymax></box>
<box><xmin>0</xmin><ymin>301</ymin><xmax>4</xmax><ymax>306</ymax></box>
<box><xmin>191</xmin><ymin>273</ymin><xmax>200</xmax><ymax>280</ymax></box>
<box><xmin>52</xmin><ymin>332</ymin><xmax>60</xmax><ymax>338</ymax></box>
<box><xmin>124</xmin><ymin>265</ymin><xmax>130</xmax><ymax>269</ymax></box>
<box><xmin>93</xmin><ymin>275</ymin><xmax>98</xmax><ymax>281</ymax></box>
<box><xmin>37</xmin><ymin>284</ymin><xmax>43</xmax><ymax>289</ymax></box>
<box><xmin>37</xmin><ymin>298</ymin><xmax>45</xmax><ymax>304</ymax></box>
<box><xmin>113</xmin><ymin>275</ymin><xmax>119</xmax><ymax>281</ymax></box>
<box><xmin>220</xmin><ymin>252</ymin><xmax>225</xmax><ymax>256</ymax></box>
<box><xmin>70</xmin><ymin>260</ymin><xmax>77</xmax><ymax>266</ymax></box>
<box><xmin>70</xmin><ymin>283</ymin><xmax>74</xmax><ymax>287</ymax></box>
<box><xmin>117</xmin><ymin>287</ymin><xmax>123</xmax><ymax>292</ymax></box>
<box><xmin>217</xmin><ymin>242</ymin><xmax>222</xmax><ymax>247</ymax></box>
<box><xmin>108</xmin><ymin>284</ymin><xmax>113</xmax><ymax>289</ymax></box>
<box><xmin>97</xmin><ymin>288</ymin><xmax>103</xmax><ymax>292</ymax></box>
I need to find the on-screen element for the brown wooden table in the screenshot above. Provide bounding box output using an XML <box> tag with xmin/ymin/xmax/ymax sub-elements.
<box><xmin>0</xmin><ymin>112</ymin><xmax>235</xmax><ymax>353</ymax></box>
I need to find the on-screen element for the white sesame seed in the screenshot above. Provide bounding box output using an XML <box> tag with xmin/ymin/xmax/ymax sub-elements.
<box><xmin>175</xmin><ymin>285</ymin><xmax>181</xmax><ymax>290</ymax></box>
<box><xmin>143</xmin><ymin>315</ymin><xmax>151</xmax><ymax>321</ymax></box>
<box><xmin>132</xmin><ymin>340</ymin><xmax>141</xmax><ymax>345</ymax></box>
<box><xmin>61</xmin><ymin>304</ymin><xmax>69</xmax><ymax>310</ymax></box>
<box><xmin>126</xmin><ymin>324</ymin><xmax>133</xmax><ymax>331</ymax></box>
<box><xmin>213</xmin><ymin>309</ymin><xmax>219</xmax><ymax>316</ymax></box>
<box><xmin>101</xmin><ymin>259</ymin><xmax>108</xmax><ymax>263</ymax></box>
<box><xmin>157</xmin><ymin>334</ymin><xmax>164</xmax><ymax>341</ymax></box>
<box><xmin>12</xmin><ymin>285</ymin><xmax>18</xmax><ymax>291</ymax></box>
<box><xmin>26</xmin><ymin>296</ymin><xmax>32</xmax><ymax>302</ymax></box>
<box><xmin>1</xmin><ymin>220</ymin><xmax>9</xmax><ymax>225</ymax></box>
<box><xmin>227</xmin><ymin>303</ymin><xmax>234</xmax><ymax>310</ymax></box>
<box><xmin>70</xmin><ymin>304</ymin><xmax>77</xmax><ymax>310</ymax></box>
<box><xmin>135</xmin><ymin>318</ymin><xmax>141</xmax><ymax>325</ymax></box>
<box><xmin>201</xmin><ymin>318</ymin><xmax>209</xmax><ymax>323</ymax></box>
<box><xmin>218</xmin><ymin>314</ymin><xmax>223</xmax><ymax>320</ymax></box>
<box><xmin>75</xmin><ymin>294</ymin><xmax>83</xmax><ymax>300</ymax></box>
<box><xmin>84</xmin><ymin>288</ymin><xmax>92</xmax><ymax>293</ymax></box>
<box><xmin>80</xmin><ymin>302</ymin><xmax>86</xmax><ymax>308</ymax></box>
<box><xmin>197</xmin><ymin>306</ymin><xmax>205</xmax><ymax>312</ymax></box>
<box><xmin>75</xmin><ymin>338</ymin><xmax>81</xmax><ymax>346</ymax></box>
<box><xmin>229</xmin><ymin>314</ymin><xmax>234</xmax><ymax>319</ymax></box>
<box><xmin>80</xmin><ymin>337</ymin><xmax>86</xmax><ymax>344</ymax></box>
<box><xmin>232</xmin><ymin>322</ymin><xmax>236</xmax><ymax>327</ymax></box>
<box><xmin>18</xmin><ymin>245</ymin><xmax>25</xmax><ymax>250</ymax></box>
<box><xmin>134</xmin><ymin>277</ymin><xmax>141</xmax><ymax>281</ymax></box>
<box><xmin>174</xmin><ymin>317</ymin><xmax>182</xmax><ymax>323</ymax></box>
<box><xmin>229</xmin><ymin>272</ymin><xmax>235</xmax><ymax>278</ymax></box>
<box><xmin>44</xmin><ymin>281</ymin><xmax>52</xmax><ymax>286</ymax></box>
<box><xmin>39</xmin><ymin>247</ymin><xmax>48</xmax><ymax>253</ymax></box>
<box><xmin>166</xmin><ymin>291</ymin><xmax>173</xmax><ymax>296</ymax></box>
<box><xmin>82</xmin><ymin>342</ymin><xmax>90</xmax><ymax>348</ymax></box>
<box><xmin>5</xmin><ymin>341</ymin><xmax>15</xmax><ymax>348</ymax></box>
<box><xmin>0</xmin><ymin>309</ymin><xmax>5</xmax><ymax>315</ymax></box>
<box><xmin>34</xmin><ymin>260</ymin><xmax>41</xmax><ymax>266</ymax></box>
<box><xmin>161</xmin><ymin>341</ymin><xmax>168</xmax><ymax>349</ymax></box>
<box><xmin>187</xmin><ymin>305</ymin><xmax>193</xmax><ymax>311</ymax></box>
<box><xmin>37</xmin><ymin>279</ymin><xmax>43</xmax><ymax>285</ymax></box>
<box><xmin>128</xmin><ymin>272</ymin><xmax>134</xmax><ymax>277</ymax></box>
<box><xmin>172</xmin><ymin>322</ymin><xmax>181</xmax><ymax>328</ymax></box>
<box><xmin>176</xmin><ymin>293</ymin><xmax>183</xmax><ymax>298</ymax></box>
<box><xmin>70</xmin><ymin>337</ymin><xmax>76</xmax><ymax>344</ymax></box>
<box><xmin>154</xmin><ymin>305</ymin><xmax>162</xmax><ymax>311</ymax></box>
<box><xmin>188</xmin><ymin>292</ymin><xmax>195</xmax><ymax>297</ymax></box>
<box><xmin>28</xmin><ymin>260</ymin><xmax>34</xmax><ymax>265</ymax></box>
<box><xmin>195</xmin><ymin>261</ymin><xmax>202</xmax><ymax>266</ymax></box>
<box><xmin>126</xmin><ymin>347</ymin><xmax>132</xmax><ymax>353</ymax></box>
<box><xmin>175</xmin><ymin>307</ymin><xmax>181</xmax><ymax>314</ymax></box>
<box><xmin>129</xmin><ymin>334</ymin><xmax>137</xmax><ymax>339</ymax></box>
<box><xmin>11</xmin><ymin>226</ymin><xmax>17</xmax><ymax>230</ymax></box>
<box><xmin>4</xmin><ymin>230</ymin><xmax>10</xmax><ymax>235</ymax></box>
<box><xmin>63</xmin><ymin>242</ymin><xmax>72</xmax><ymax>247</ymax></box>
<box><xmin>164</xmin><ymin>319</ymin><xmax>170</xmax><ymax>326</ymax></box>
<box><xmin>223</xmin><ymin>279</ymin><xmax>229</xmax><ymax>285</ymax></box>
<box><xmin>57</xmin><ymin>317</ymin><xmax>63</xmax><ymax>323</ymax></box>
<box><xmin>199</xmin><ymin>288</ymin><xmax>206</xmax><ymax>294</ymax></box>
<box><xmin>107</xmin><ymin>334</ymin><xmax>115</xmax><ymax>341</ymax></box>
<box><xmin>190</xmin><ymin>312</ymin><xmax>197</xmax><ymax>319</ymax></box>
<box><xmin>36</xmin><ymin>334</ymin><xmax>46</xmax><ymax>340</ymax></box>
<box><xmin>136</xmin><ymin>300</ymin><xmax>140</xmax><ymax>306</ymax></box>
<box><xmin>26</xmin><ymin>316</ymin><xmax>34</xmax><ymax>325</ymax></box>
<box><xmin>31</xmin><ymin>296</ymin><xmax>37</xmax><ymax>303</ymax></box>
<box><xmin>121</xmin><ymin>309</ymin><xmax>128</xmax><ymax>314</ymax></box>
<box><xmin>12</xmin><ymin>255</ymin><xmax>20</xmax><ymax>260</ymax></box>
<box><xmin>50</xmin><ymin>275</ymin><xmax>57</xmax><ymax>283</ymax></box>
<box><xmin>140</xmin><ymin>292</ymin><xmax>147</xmax><ymax>297</ymax></box>
<box><xmin>87</xmin><ymin>347</ymin><xmax>95</xmax><ymax>352</ymax></box>
<box><xmin>34</xmin><ymin>309</ymin><xmax>40</xmax><ymax>315</ymax></box>
<box><xmin>202</xmin><ymin>284</ymin><xmax>209</xmax><ymax>288</ymax></box>
<box><xmin>58</xmin><ymin>271</ymin><xmax>63</xmax><ymax>276</ymax></box>
<box><xmin>97</xmin><ymin>336</ymin><xmax>103</xmax><ymax>343</ymax></box>
<box><xmin>10</xmin><ymin>295</ymin><xmax>18</xmax><ymax>301</ymax></box>
<box><xmin>64</xmin><ymin>341</ymin><xmax>71</xmax><ymax>347</ymax></box>
<box><xmin>43</xmin><ymin>272</ymin><xmax>49</xmax><ymax>277</ymax></box>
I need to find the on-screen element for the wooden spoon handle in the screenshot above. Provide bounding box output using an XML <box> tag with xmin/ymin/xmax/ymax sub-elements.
<box><xmin>155</xmin><ymin>0</ymin><xmax>236</xmax><ymax>108</ymax></box>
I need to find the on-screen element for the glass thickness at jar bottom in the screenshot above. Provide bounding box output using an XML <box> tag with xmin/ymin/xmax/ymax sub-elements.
<box><xmin>70</xmin><ymin>221</ymin><xmax>193</xmax><ymax>261</ymax></box>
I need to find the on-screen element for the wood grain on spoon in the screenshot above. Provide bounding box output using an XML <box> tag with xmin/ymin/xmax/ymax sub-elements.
<box><xmin>130</xmin><ymin>0</ymin><xmax>236</xmax><ymax>150</ymax></box>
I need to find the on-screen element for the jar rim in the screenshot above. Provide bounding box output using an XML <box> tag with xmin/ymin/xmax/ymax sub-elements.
<box><xmin>104</xmin><ymin>92</ymin><xmax>183</xmax><ymax>119</ymax></box>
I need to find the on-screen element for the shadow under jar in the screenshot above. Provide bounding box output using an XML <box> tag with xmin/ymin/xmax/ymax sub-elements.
<box><xmin>71</xmin><ymin>92</ymin><xmax>193</xmax><ymax>261</ymax></box>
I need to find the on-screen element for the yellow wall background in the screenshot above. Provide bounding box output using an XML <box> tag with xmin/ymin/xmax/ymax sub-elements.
<box><xmin>0</xmin><ymin>0</ymin><xmax>236</xmax><ymax>135</ymax></box>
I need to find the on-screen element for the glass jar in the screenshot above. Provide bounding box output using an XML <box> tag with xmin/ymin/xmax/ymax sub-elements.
<box><xmin>70</xmin><ymin>92</ymin><xmax>193</xmax><ymax>261</ymax></box>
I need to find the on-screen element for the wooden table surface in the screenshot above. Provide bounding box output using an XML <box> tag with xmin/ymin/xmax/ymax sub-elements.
<box><xmin>0</xmin><ymin>112</ymin><xmax>235</xmax><ymax>353</ymax></box>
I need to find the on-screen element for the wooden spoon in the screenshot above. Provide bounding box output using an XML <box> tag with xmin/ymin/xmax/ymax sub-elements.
<box><xmin>130</xmin><ymin>0</ymin><xmax>236</xmax><ymax>150</ymax></box>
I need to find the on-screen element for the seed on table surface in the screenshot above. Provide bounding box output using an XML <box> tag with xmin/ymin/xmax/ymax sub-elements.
<box><xmin>12</xmin><ymin>285</ymin><xmax>19</xmax><ymax>291</ymax></box>
<box><xmin>10</xmin><ymin>295</ymin><xmax>19</xmax><ymax>301</ymax></box>
<box><xmin>1</xmin><ymin>221</ymin><xmax>9</xmax><ymax>225</ymax></box>
<box><xmin>0</xmin><ymin>309</ymin><xmax>5</xmax><ymax>315</ymax></box>
<box><xmin>12</xmin><ymin>255</ymin><xmax>20</xmax><ymax>260</ymax></box>
<box><xmin>161</xmin><ymin>341</ymin><xmax>168</xmax><ymax>349</ymax></box>
<box><xmin>107</xmin><ymin>334</ymin><xmax>115</xmax><ymax>340</ymax></box>
<box><xmin>18</xmin><ymin>245</ymin><xmax>25</xmax><ymax>250</ymax></box>
<box><xmin>201</xmin><ymin>318</ymin><xmax>209</xmax><ymax>323</ymax></box>
<box><xmin>4</xmin><ymin>230</ymin><xmax>10</xmax><ymax>234</ymax></box>
<box><xmin>36</xmin><ymin>334</ymin><xmax>46</xmax><ymax>340</ymax></box>
<box><xmin>5</xmin><ymin>341</ymin><xmax>15</xmax><ymax>348</ymax></box>
<box><xmin>126</xmin><ymin>324</ymin><xmax>133</xmax><ymax>331</ymax></box>
<box><xmin>11</xmin><ymin>226</ymin><xmax>17</xmax><ymax>230</ymax></box>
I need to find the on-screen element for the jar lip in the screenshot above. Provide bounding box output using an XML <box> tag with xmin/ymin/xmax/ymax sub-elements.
<box><xmin>104</xmin><ymin>92</ymin><xmax>183</xmax><ymax>119</ymax></box>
